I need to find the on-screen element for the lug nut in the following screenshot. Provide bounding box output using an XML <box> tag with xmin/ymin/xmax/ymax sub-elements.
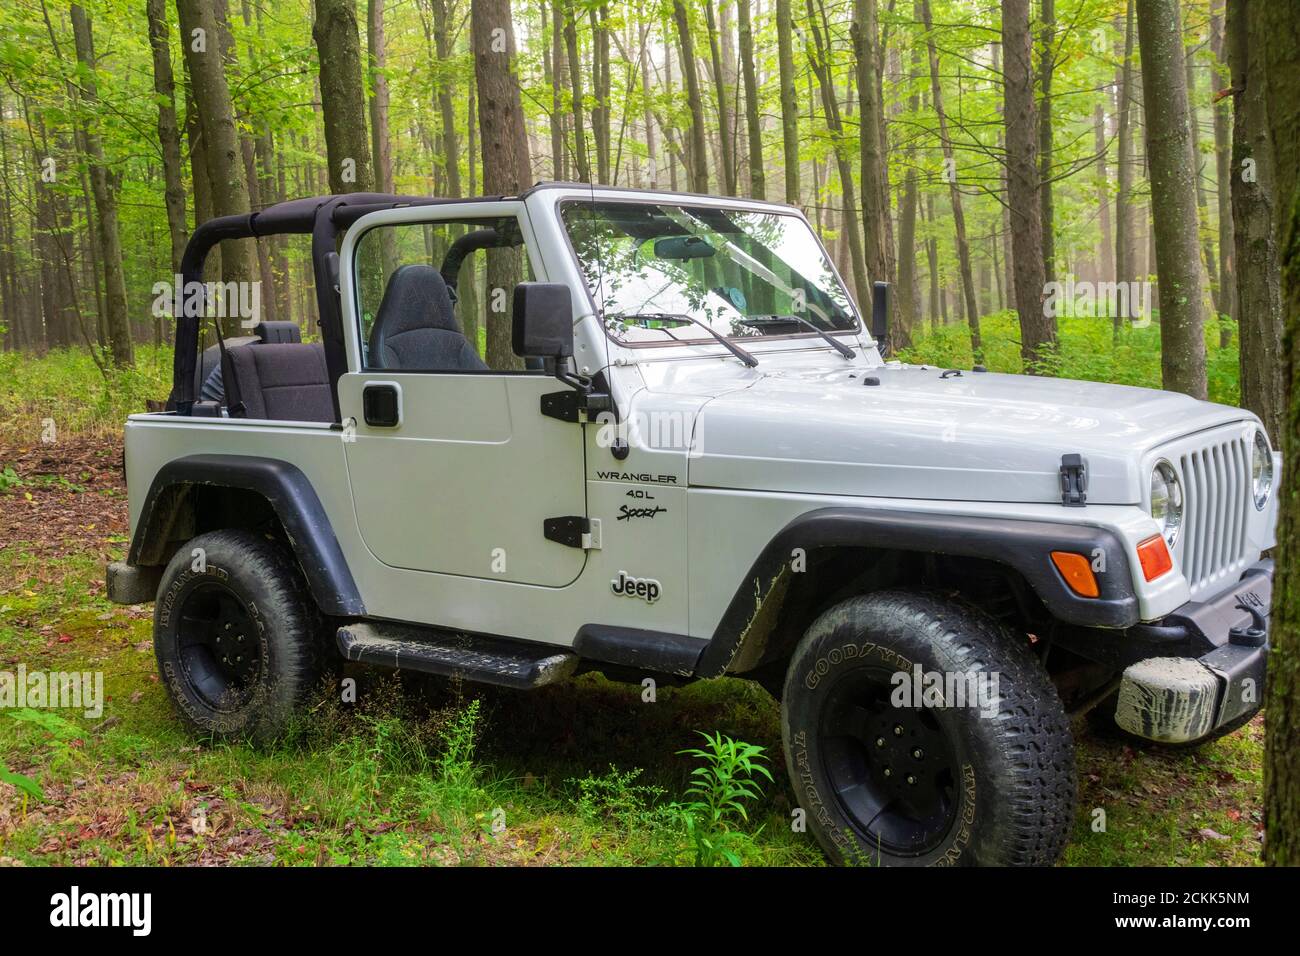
<box><xmin>875</xmin><ymin>737</ymin><xmax>885</xmax><ymax>748</ymax></box>
<box><xmin>913</xmin><ymin>748</ymin><xmax>924</xmax><ymax>759</ymax></box>
<box><xmin>893</xmin><ymin>724</ymin><xmax>904</xmax><ymax>736</ymax></box>
<box><xmin>906</xmin><ymin>775</ymin><xmax>916</xmax><ymax>785</ymax></box>
<box><xmin>883</xmin><ymin>767</ymin><xmax>892</xmax><ymax>777</ymax></box>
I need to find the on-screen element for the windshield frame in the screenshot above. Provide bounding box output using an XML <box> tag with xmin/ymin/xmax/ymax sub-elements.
<box><xmin>552</xmin><ymin>194</ymin><xmax>867</xmax><ymax>351</ymax></box>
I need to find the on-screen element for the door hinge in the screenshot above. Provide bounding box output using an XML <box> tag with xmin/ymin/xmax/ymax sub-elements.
<box><xmin>541</xmin><ymin>389</ymin><xmax>611</xmax><ymax>424</ymax></box>
<box><xmin>1060</xmin><ymin>453</ymin><xmax>1088</xmax><ymax>507</ymax></box>
<box><xmin>544</xmin><ymin>516</ymin><xmax>602</xmax><ymax>550</ymax></box>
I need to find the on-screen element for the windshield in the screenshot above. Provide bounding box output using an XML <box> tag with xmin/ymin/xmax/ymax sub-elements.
<box><xmin>561</xmin><ymin>200</ymin><xmax>861</xmax><ymax>345</ymax></box>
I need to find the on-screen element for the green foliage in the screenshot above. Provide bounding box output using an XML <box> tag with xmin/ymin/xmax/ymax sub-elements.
<box><xmin>901</xmin><ymin>312</ymin><xmax>1241</xmax><ymax>407</ymax></box>
<box><xmin>669</xmin><ymin>731</ymin><xmax>773</xmax><ymax>867</ymax></box>
<box><xmin>0</xmin><ymin>758</ymin><xmax>43</xmax><ymax>802</ymax></box>
<box><xmin>572</xmin><ymin>765</ymin><xmax>669</xmax><ymax>830</ymax></box>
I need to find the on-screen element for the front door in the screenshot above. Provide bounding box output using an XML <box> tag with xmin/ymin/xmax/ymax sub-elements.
<box><xmin>338</xmin><ymin>203</ymin><xmax>587</xmax><ymax>587</ymax></box>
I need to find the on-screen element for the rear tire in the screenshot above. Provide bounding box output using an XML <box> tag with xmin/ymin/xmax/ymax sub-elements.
<box><xmin>781</xmin><ymin>590</ymin><xmax>1076</xmax><ymax>866</ymax></box>
<box><xmin>154</xmin><ymin>529</ymin><xmax>326</xmax><ymax>743</ymax></box>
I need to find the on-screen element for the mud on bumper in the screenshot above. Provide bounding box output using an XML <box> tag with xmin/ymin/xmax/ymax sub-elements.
<box><xmin>1110</xmin><ymin>561</ymin><xmax>1271</xmax><ymax>744</ymax></box>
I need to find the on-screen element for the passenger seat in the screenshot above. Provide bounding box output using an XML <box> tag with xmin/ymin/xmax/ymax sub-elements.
<box><xmin>223</xmin><ymin>343</ymin><xmax>334</xmax><ymax>422</ymax></box>
<box><xmin>367</xmin><ymin>264</ymin><xmax>487</xmax><ymax>371</ymax></box>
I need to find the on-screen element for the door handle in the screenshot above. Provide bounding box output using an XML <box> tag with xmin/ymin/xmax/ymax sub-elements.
<box><xmin>362</xmin><ymin>382</ymin><xmax>402</xmax><ymax>427</ymax></box>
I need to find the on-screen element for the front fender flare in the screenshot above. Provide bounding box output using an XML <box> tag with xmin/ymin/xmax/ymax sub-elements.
<box><xmin>695</xmin><ymin>507</ymin><xmax>1138</xmax><ymax>678</ymax></box>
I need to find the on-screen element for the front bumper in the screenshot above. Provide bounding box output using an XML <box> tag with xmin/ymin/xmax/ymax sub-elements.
<box><xmin>1112</xmin><ymin>561</ymin><xmax>1271</xmax><ymax>744</ymax></box>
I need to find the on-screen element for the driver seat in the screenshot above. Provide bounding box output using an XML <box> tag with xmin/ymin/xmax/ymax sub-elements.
<box><xmin>368</xmin><ymin>264</ymin><xmax>487</xmax><ymax>371</ymax></box>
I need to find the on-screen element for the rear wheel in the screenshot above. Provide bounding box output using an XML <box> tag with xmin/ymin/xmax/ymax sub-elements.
<box><xmin>154</xmin><ymin>529</ymin><xmax>326</xmax><ymax>743</ymax></box>
<box><xmin>781</xmin><ymin>590</ymin><xmax>1076</xmax><ymax>866</ymax></box>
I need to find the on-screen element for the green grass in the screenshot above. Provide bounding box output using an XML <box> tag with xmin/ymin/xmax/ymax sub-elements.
<box><xmin>0</xmin><ymin>345</ymin><xmax>172</xmax><ymax>444</ymax></box>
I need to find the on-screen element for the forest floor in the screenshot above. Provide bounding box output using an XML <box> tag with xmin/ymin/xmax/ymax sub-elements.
<box><xmin>0</xmin><ymin>333</ymin><xmax>1265</xmax><ymax>866</ymax></box>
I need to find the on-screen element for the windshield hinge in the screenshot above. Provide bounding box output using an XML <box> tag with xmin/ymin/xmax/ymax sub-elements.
<box><xmin>544</xmin><ymin>516</ymin><xmax>601</xmax><ymax>550</ymax></box>
<box><xmin>1060</xmin><ymin>453</ymin><xmax>1088</xmax><ymax>508</ymax></box>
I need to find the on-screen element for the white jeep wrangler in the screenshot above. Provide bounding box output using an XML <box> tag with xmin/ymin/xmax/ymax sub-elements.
<box><xmin>107</xmin><ymin>186</ymin><xmax>1279</xmax><ymax>866</ymax></box>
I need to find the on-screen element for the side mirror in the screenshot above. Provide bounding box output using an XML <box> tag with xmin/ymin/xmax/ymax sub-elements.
<box><xmin>871</xmin><ymin>280</ymin><xmax>890</xmax><ymax>356</ymax></box>
<box><xmin>512</xmin><ymin>282</ymin><xmax>574</xmax><ymax>359</ymax></box>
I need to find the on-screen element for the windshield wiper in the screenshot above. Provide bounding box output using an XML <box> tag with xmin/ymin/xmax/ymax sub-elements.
<box><xmin>613</xmin><ymin>313</ymin><xmax>759</xmax><ymax>368</ymax></box>
<box><xmin>738</xmin><ymin>314</ymin><xmax>855</xmax><ymax>360</ymax></box>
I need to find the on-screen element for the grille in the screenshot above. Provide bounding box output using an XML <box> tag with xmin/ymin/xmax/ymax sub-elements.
<box><xmin>1175</xmin><ymin>433</ymin><xmax>1252</xmax><ymax>601</ymax></box>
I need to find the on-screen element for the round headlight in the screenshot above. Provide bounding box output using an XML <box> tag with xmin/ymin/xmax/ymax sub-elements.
<box><xmin>1149</xmin><ymin>460</ymin><xmax>1183</xmax><ymax>547</ymax></box>
<box><xmin>1252</xmin><ymin>430</ymin><xmax>1273</xmax><ymax>510</ymax></box>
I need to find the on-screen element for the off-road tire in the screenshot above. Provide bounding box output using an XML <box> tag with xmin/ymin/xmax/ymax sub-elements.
<box><xmin>781</xmin><ymin>590</ymin><xmax>1076</xmax><ymax>866</ymax></box>
<box><xmin>154</xmin><ymin>529</ymin><xmax>326</xmax><ymax>743</ymax></box>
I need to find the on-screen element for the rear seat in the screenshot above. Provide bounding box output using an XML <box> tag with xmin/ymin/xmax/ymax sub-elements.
<box><xmin>224</xmin><ymin>343</ymin><xmax>334</xmax><ymax>422</ymax></box>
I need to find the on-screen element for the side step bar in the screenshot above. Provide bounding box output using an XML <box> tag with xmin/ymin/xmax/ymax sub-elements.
<box><xmin>336</xmin><ymin>622</ymin><xmax>578</xmax><ymax>689</ymax></box>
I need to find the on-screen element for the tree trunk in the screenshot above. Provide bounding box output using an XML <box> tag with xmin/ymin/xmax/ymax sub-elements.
<box><xmin>1095</xmin><ymin>102</ymin><xmax>1114</xmax><ymax>283</ymax></box>
<box><xmin>1228</xmin><ymin>0</ymin><xmax>1282</xmax><ymax>440</ymax></box>
<box><xmin>564</xmin><ymin>0</ymin><xmax>590</xmax><ymax>182</ymax></box>
<box><xmin>776</xmin><ymin>0</ymin><xmax>799</xmax><ymax>204</ymax></box>
<box><xmin>472</xmin><ymin>0</ymin><xmax>531</xmax><ymax>370</ymax></box>
<box><xmin>921</xmin><ymin>0</ymin><xmax>981</xmax><ymax>360</ymax></box>
<box><xmin>806</xmin><ymin>0</ymin><xmax>870</xmax><ymax>314</ymax></box>
<box><xmin>550</xmin><ymin>0</ymin><xmax>567</xmax><ymax>179</ymax></box>
<box><xmin>70</xmin><ymin>4</ymin><xmax>132</xmax><ymax>366</ymax></box>
<box><xmin>313</xmin><ymin>0</ymin><xmax>375</xmax><ymax>194</ymax></box>
<box><xmin>147</xmin><ymin>0</ymin><xmax>188</xmax><ymax>286</ymax></box>
<box><xmin>1211</xmin><ymin>0</ymin><xmax>1236</xmax><ymax>343</ymax></box>
<box><xmin>1003</xmin><ymin>0</ymin><xmax>1052</xmax><ymax>368</ymax></box>
<box><xmin>177</xmin><ymin>0</ymin><xmax>253</xmax><ymax>293</ymax></box>
<box><xmin>738</xmin><ymin>0</ymin><xmax>765</xmax><ymax>199</ymax></box>
<box><xmin>367</xmin><ymin>0</ymin><xmax>392</xmax><ymax>194</ymax></box>
<box><xmin>1187</xmin><ymin>45</ymin><xmax>1221</xmax><ymax>317</ymax></box>
<box><xmin>1115</xmin><ymin>0</ymin><xmax>1136</xmax><ymax>290</ymax></box>
<box><xmin>1258</xmin><ymin>0</ymin><xmax>1300</xmax><ymax>870</ymax></box>
<box><xmin>1039</xmin><ymin>0</ymin><xmax>1055</xmax><ymax>286</ymax></box>
<box><xmin>703</xmin><ymin>0</ymin><xmax>735</xmax><ymax>194</ymax></box>
<box><xmin>1137</xmin><ymin>0</ymin><xmax>1208</xmax><ymax>398</ymax></box>
<box><xmin>853</xmin><ymin>0</ymin><xmax>892</xmax><ymax>293</ymax></box>
<box><xmin>672</xmin><ymin>0</ymin><xmax>709</xmax><ymax>193</ymax></box>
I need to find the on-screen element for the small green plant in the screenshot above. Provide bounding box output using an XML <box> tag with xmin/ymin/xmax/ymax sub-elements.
<box><xmin>437</xmin><ymin>698</ymin><xmax>482</xmax><ymax>794</ymax></box>
<box><xmin>670</xmin><ymin>731</ymin><xmax>773</xmax><ymax>867</ymax></box>
<box><xmin>0</xmin><ymin>757</ymin><xmax>43</xmax><ymax>801</ymax></box>
<box><xmin>572</xmin><ymin>765</ymin><xmax>667</xmax><ymax>831</ymax></box>
<box><xmin>0</xmin><ymin>465</ymin><xmax>21</xmax><ymax>490</ymax></box>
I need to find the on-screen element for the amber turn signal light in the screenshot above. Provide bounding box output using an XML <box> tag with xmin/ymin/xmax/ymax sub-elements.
<box><xmin>1050</xmin><ymin>551</ymin><xmax>1100</xmax><ymax>598</ymax></box>
<box><xmin>1137</xmin><ymin>534</ymin><xmax>1174</xmax><ymax>581</ymax></box>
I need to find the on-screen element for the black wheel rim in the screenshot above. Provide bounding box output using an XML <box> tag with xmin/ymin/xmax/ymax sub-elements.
<box><xmin>818</xmin><ymin>666</ymin><xmax>961</xmax><ymax>857</ymax></box>
<box><xmin>175</xmin><ymin>581</ymin><xmax>264</xmax><ymax>712</ymax></box>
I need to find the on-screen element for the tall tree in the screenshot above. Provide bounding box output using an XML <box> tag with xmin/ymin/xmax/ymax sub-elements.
<box><xmin>1259</xmin><ymin>0</ymin><xmax>1300</xmax><ymax>870</ymax></box>
<box><xmin>737</xmin><ymin>0</ymin><xmax>764</xmax><ymax>199</ymax></box>
<box><xmin>671</xmin><ymin>0</ymin><xmax>709</xmax><ymax>192</ymax></box>
<box><xmin>70</xmin><ymin>4</ymin><xmax>131</xmax><ymax>366</ymax></box>
<box><xmin>1227</xmin><ymin>0</ymin><xmax>1282</xmax><ymax>440</ymax></box>
<box><xmin>562</xmin><ymin>0</ymin><xmax>590</xmax><ymax>182</ymax></box>
<box><xmin>146</xmin><ymin>0</ymin><xmax>188</xmax><ymax>286</ymax></box>
<box><xmin>472</xmin><ymin>0</ymin><xmax>531</xmax><ymax>369</ymax></box>
<box><xmin>921</xmin><ymin>0</ymin><xmax>981</xmax><ymax>361</ymax></box>
<box><xmin>1211</xmin><ymin>0</ymin><xmax>1236</xmax><ymax>342</ymax></box>
<box><xmin>1137</xmin><ymin>0</ymin><xmax>1208</xmax><ymax>398</ymax></box>
<box><xmin>702</xmin><ymin>0</ymin><xmax>735</xmax><ymax>195</ymax></box>
<box><xmin>1038</xmin><ymin>0</ymin><xmax>1055</xmax><ymax>285</ymax></box>
<box><xmin>1114</xmin><ymin>0</ymin><xmax>1136</xmax><ymax>287</ymax></box>
<box><xmin>853</xmin><ymin>0</ymin><xmax>892</xmax><ymax>291</ymax></box>
<box><xmin>1003</xmin><ymin>0</ymin><xmax>1052</xmax><ymax>368</ymax></box>
<box><xmin>177</xmin><ymin>0</ymin><xmax>254</xmax><ymax>290</ymax></box>
<box><xmin>313</xmin><ymin>0</ymin><xmax>375</xmax><ymax>193</ymax></box>
<box><xmin>367</xmin><ymin>0</ymin><xmax>393</xmax><ymax>195</ymax></box>
<box><xmin>775</xmin><ymin>0</ymin><xmax>799</xmax><ymax>204</ymax></box>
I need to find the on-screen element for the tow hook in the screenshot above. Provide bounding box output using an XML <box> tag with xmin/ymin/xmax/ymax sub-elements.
<box><xmin>1229</xmin><ymin>600</ymin><xmax>1268</xmax><ymax>647</ymax></box>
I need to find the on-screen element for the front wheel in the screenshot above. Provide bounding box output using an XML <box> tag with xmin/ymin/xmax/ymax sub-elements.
<box><xmin>781</xmin><ymin>590</ymin><xmax>1076</xmax><ymax>866</ymax></box>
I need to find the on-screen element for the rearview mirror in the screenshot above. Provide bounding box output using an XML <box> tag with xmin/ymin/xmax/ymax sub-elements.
<box><xmin>653</xmin><ymin>235</ymin><xmax>715</xmax><ymax>260</ymax></box>
<box><xmin>512</xmin><ymin>282</ymin><xmax>574</xmax><ymax>359</ymax></box>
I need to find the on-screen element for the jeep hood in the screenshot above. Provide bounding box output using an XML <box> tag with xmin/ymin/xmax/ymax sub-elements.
<box><xmin>643</xmin><ymin>361</ymin><xmax>1252</xmax><ymax>505</ymax></box>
